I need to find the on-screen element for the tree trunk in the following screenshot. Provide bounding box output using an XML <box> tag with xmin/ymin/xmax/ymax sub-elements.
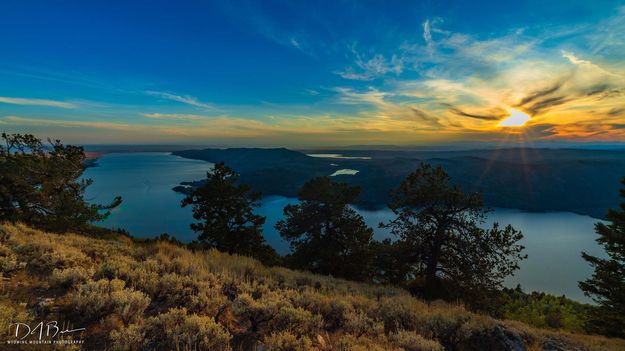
<box><xmin>424</xmin><ymin>229</ymin><xmax>444</xmax><ymax>299</ymax></box>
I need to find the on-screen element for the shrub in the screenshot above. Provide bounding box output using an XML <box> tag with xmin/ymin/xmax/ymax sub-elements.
<box><xmin>270</xmin><ymin>305</ymin><xmax>320</xmax><ymax>335</ymax></box>
<box><xmin>343</xmin><ymin>309</ymin><xmax>377</xmax><ymax>337</ymax></box>
<box><xmin>95</xmin><ymin>255</ymin><xmax>139</xmax><ymax>281</ymax></box>
<box><xmin>0</xmin><ymin>302</ymin><xmax>31</xmax><ymax>340</ymax></box>
<box><xmin>73</xmin><ymin>278</ymin><xmax>149</xmax><ymax>324</ymax></box>
<box><xmin>290</xmin><ymin>294</ymin><xmax>356</xmax><ymax>332</ymax></box>
<box><xmin>389</xmin><ymin>330</ymin><xmax>444</xmax><ymax>351</ymax></box>
<box><xmin>150</xmin><ymin>273</ymin><xmax>200</xmax><ymax>304</ymax></box>
<box><xmin>0</xmin><ymin>225</ymin><xmax>11</xmax><ymax>242</ymax></box>
<box><xmin>15</xmin><ymin>239</ymin><xmax>89</xmax><ymax>275</ymax></box>
<box><xmin>261</xmin><ymin>331</ymin><xmax>316</xmax><ymax>351</ymax></box>
<box><xmin>109</xmin><ymin>323</ymin><xmax>144</xmax><ymax>351</ymax></box>
<box><xmin>51</xmin><ymin>266</ymin><xmax>93</xmax><ymax>287</ymax></box>
<box><xmin>142</xmin><ymin>308</ymin><xmax>232</xmax><ymax>351</ymax></box>
<box><xmin>334</xmin><ymin>334</ymin><xmax>393</xmax><ymax>351</ymax></box>
<box><xmin>232</xmin><ymin>292</ymin><xmax>322</xmax><ymax>337</ymax></box>
<box><xmin>0</xmin><ymin>243</ymin><xmax>18</xmax><ymax>273</ymax></box>
<box><xmin>378</xmin><ymin>296</ymin><xmax>422</xmax><ymax>333</ymax></box>
<box><xmin>112</xmin><ymin>288</ymin><xmax>151</xmax><ymax>325</ymax></box>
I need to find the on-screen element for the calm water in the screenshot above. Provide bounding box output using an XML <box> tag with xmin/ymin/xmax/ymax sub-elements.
<box><xmin>84</xmin><ymin>152</ymin><xmax>604</xmax><ymax>302</ymax></box>
<box><xmin>84</xmin><ymin>152</ymin><xmax>211</xmax><ymax>241</ymax></box>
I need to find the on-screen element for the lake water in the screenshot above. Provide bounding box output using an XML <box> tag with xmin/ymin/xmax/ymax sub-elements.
<box><xmin>84</xmin><ymin>152</ymin><xmax>211</xmax><ymax>241</ymax></box>
<box><xmin>84</xmin><ymin>152</ymin><xmax>604</xmax><ymax>302</ymax></box>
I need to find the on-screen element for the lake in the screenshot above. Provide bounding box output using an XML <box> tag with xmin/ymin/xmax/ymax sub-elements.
<box><xmin>84</xmin><ymin>152</ymin><xmax>604</xmax><ymax>302</ymax></box>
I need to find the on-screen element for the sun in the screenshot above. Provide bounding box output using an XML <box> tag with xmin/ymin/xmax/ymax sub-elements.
<box><xmin>498</xmin><ymin>109</ymin><xmax>531</xmax><ymax>127</ymax></box>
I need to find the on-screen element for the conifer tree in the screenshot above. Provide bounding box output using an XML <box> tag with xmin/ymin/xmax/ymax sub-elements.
<box><xmin>579</xmin><ymin>178</ymin><xmax>625</xmax><ymax>337</ymax></box>
<box><xmin>384</xmin><ymin>163</ymin><xmax>526</xmax><ymax>299</ymax></box>
<box><xmin>276</xmin><ymin>177</ymin><xmax>373</xmax><ymax>280</ymax></box>
<box><xmin>182</xmin><ymin>162</ymin><xmax>278</xmax><ymax>264</ymax></box>
<box><xmin>0</xmin><ymin>133</ymin><xmax>121</xmax><ymax>232</ymax></box>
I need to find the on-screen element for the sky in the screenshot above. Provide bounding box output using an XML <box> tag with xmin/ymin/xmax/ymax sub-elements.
<box><xmin>1</xmin><ymin>0</ymin><xmax>624</xmax><ymax>147</ymax></box>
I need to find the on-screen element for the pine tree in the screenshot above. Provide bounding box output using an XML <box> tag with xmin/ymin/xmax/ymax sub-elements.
<box><xmin>383</xmin><ymin>163</ymin><xmax>526</xmax><ymax>300</ymax></box>
<box><xmin>579</xmin><ymin>178</ymin><xmax>625</xmax><ymax>338</ymax></box>
<box><xmin>182</xmin><ymin>162</ymin><xmax>278</xmax><ymax>264</ymax></box>
<box><xmin>276</xmin><ymin>177</ymin><xmax>374</xmax><ymax>281</ymax></box>
<box><xmin>0</xmin><ymin>133</ymin><xmax>121</xmax><ymax>232</ymax></box>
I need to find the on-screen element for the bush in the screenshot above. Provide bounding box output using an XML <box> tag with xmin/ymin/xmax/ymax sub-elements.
<box><xmin>142</xmin><ymin>308</ymin><xmax>232</xmax><ymax>351</ymax></box>
<box><xmin>0</xmin><ymin>225</ymin><xmax>11</xmax><ymax>243</ymax></box>
<box><xmin>109</xmin><ymin>323</ymin><xmax>144</xmax><ymax>351</ymax></box>
<box><xmin>270</xmin><ymin>305</ymin><xmax>320</xmax><ymax>335</ymax></box>
<box><xmin>73</xmin><ymin>278</ymin><xmax>149</xmax><ymax>324</ymax></box>
<box><xmin>232</xmin><ymin>292</ymin><xmax>322</xmax><ymax>338</ymax></box>
<box><xmin>343</xmin><ymin>309</ymin><xmax>377</xmax><ymax>337</ymax></box>
<box><xmin>334</xmin><ymin>334</ymin><xmax>392</xmax><ymax>351</ymax></box>
<box><xmin>389</xmin><ymin>330</ymin><xmax>443</xmax><ymax>351</ymax></box>
<box><xmin>51</xmin><ymin>266</ymin><xmax>93</xmax><ymax>287</ymax></box>
<box><xmin>95</xmin><ymin>255</ymin><xmax>139</xmax><ymax>281</ymax></box>
<box><xmin>112</xmin><ymin>288</ymin><xmax>152</xmax><ymax>325</ymax></box>
<box><xmin>0</xmin><ymin>302</ymin><xmax>31</xmax><ymax>340</ymax></box>
<box><xmin>261</xmin><ymin>331</ymin><xmax>316</xmax><ymax>351</ymax></box>
<box><xmin>378</xmin><ymin>296</ymin><xmax>422</xmax><ymax>333</ymax></box>
<box><xmin>0</xmin><ymin>243</ymin><xmax>18</xmax><ymax>273</ymax></box>
<box><xmin>12</xmin><ymin>238</ymin><xmax>89</xmax><ymax>275</ymax></box>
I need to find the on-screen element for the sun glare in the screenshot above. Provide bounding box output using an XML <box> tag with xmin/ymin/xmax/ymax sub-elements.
<box><xmin>498</xmin><ymin>109</ymin><xmax>531</xmax><ymax>127</ymax></box>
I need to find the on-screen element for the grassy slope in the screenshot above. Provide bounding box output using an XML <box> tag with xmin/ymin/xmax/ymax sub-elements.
<box><xmin>0</xmin><ymin>223</ymin><xmax>623</xmax><ymax>351</ymax></box>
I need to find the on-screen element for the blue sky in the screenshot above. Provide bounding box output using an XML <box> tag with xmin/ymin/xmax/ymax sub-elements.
<box><xmin>1</xmin><ymin>0</ymin><xmax>624</xmax><ymax>146</ymax></box>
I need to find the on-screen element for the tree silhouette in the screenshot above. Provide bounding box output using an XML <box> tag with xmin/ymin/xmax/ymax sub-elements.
<box><xmin>383</xmin><ymin>163</ymin><xmax>526</xmax><ymax>299</ymax></box>
<box><xmin>579</xmin><ymin>177</ymin><xmax>625</xmax><ymax>338</ymax></box>
<box><xmin>0</xmin><ymin>133</ymin><xmax>121</xmax><ymax>232</ymax></box>
<box><xmin>276</xmin><ymin>177</ymin><xmax>373</xmax><ymax>281</ymax></box>
<box><xmin>182</xmin><ymin>162</ymin><xmax>278</xmax><ymax>264</ymax></box>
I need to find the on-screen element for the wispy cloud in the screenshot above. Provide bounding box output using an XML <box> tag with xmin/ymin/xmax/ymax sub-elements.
<box><xmin>0</xmin><ymin>96</ymin><xmax>76</xmax><ymax>109</ymax></box>
<box><xmin>2</xmin><ymin>116</ymin><xmax>136</xmax><ymax>131</ymax></box>
<box><xmin>142</xmin><ymin>113</ymin><xmax>209</xmax><ymax>121</ymax></box>
<box><xmin>336</xmin><ymin>46</ymin><xmax>403</xmax><ymax>81</ymax></box>
<box><xmin>145</xmin><ymin>91</ymin><xmax>214</xmax><ymax>109</ymax></box>
<box><xmin>423</xmin><ymin>19</ymin><xmax>433</xmax><ymax>48</ymax></box>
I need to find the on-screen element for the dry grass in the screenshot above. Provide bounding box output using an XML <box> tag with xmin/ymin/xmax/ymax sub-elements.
<box><xmin>0</xmin><ymin>222</ymin><xmax>623</xmax><ymax>351</ymax></box>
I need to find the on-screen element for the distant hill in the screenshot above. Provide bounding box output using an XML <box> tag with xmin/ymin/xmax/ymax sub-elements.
<box><xmin>1</xmin><ymin>223</ymin><xmax>623</xmax><ymax>350</ymax></box>
<box><xmin>173</xmin><ymin>148</ymin><xmax>625</xmax><ymax>218</ymax></box>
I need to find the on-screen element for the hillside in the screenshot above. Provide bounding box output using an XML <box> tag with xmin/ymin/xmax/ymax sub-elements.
<box><xmin>1</xmin><ymin>223</ymin><xmax>624</xmax><ymax>350</ymax></box>
<box><xmin>172</xmin><ymin>147</ymin><xmax>625</xmax><ymax>219</ymax></box>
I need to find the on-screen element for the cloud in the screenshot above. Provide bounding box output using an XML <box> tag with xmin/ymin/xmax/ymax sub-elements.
<box><xmin>336</xmin><ymin>49</ymin><xmax>403</xmax><ymax>80</ymax></box>
<box><xmin>561</xmin><ymin>51</ymin><xmax>592</xmax><ymax>66</ymax></box>
<box><xmin>0</xmin><ymin>96</ymin><xmax>76</xmax><ymax>109</ymax></box>
<box><xmin>586</xmin><ymin>6</ymin><xmax>625</xmax><ymax>57</ymax></box>
<box><xmin>214</xmin><ymin>1</ymin><xmax>319</xmax><ymax>56</ymax></box>
<box><xmin>407</xmin><ymin>107</ymin><xmax>444</xmax><ymax>127</ymax></box>
<box><xmin>145</xmin><ymin>91</ymin><xmax>214</xmax><ymax>109</ymax></box>
<box><xmin>423</xmin><ymin>19</ymin><xmax>433</xmax><ymax>47</ymax></box>
<box><xmin>607</xmin><ymin>107</ymin><xmax>625</xmax><ymax>116</ymax></box>
<box><xmin>142</xmin><ymin>113</ymin><xmax>208</xmax><ymax>121</ymax></box>
<box><xmin>290</xmin><ymin>37</ymin><xmax>301</xmax><ymax>49</ymax></box>
<box><xmin>516</xmin><ymin>82</ymin><xmax>564</xmax><ymax>107</ymax></box>
<box><xmin>335</xmin><ymin>87</ymin><xmax>390</xmax><ymax>107</ymax></box>
<box><xmin>444</xmin><ymin>104</ymin><xmax>507</xmax><ymax>121</ymax></box>
<box><xmin>1</xmin><ymin>116</ymin><xmax>136</xmax><ymax>131</ymax></box>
